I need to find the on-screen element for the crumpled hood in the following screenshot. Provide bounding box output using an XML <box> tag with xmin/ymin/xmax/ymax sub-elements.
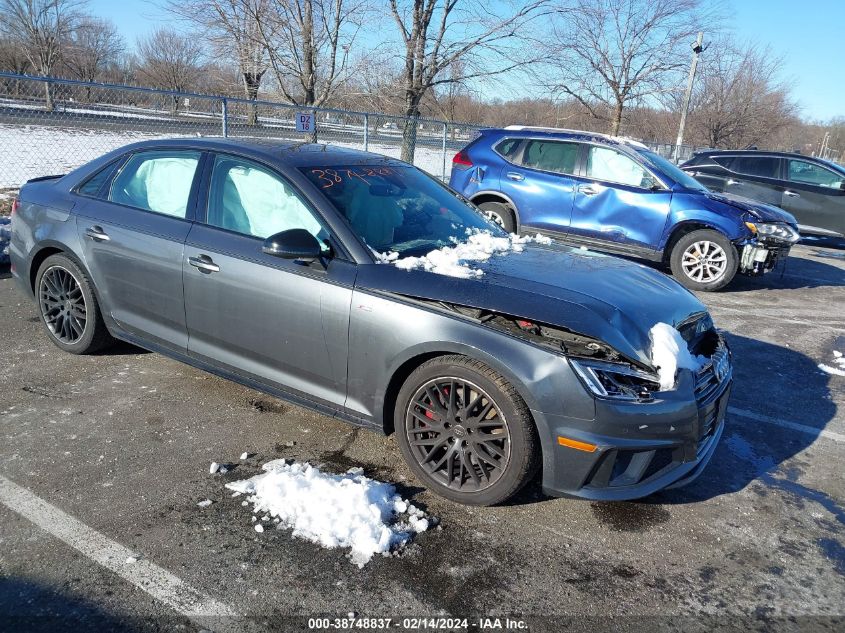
<box><xmin>704</xmin><ymin>191</ymin><xmax>798</xmax><ymax>225</ymax></box>
<box><xmin>356</xmin><ymin>243</ymin><xmax>708</xmax><ymax>367</ymax></box>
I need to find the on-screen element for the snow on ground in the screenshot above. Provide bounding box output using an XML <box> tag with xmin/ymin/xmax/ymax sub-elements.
<box><xmin>818</xmin><ymin>349</ymin><xmax>845</xmax><ymax>377</ymax></box>
<box><xmin>649</xmin><ymin>322</ymin><xmax>706</xmax><ymax>390</ymax></box>
<box><xmin>379</xmin><ymin>230</ymin><xmax>552</xmax><ymax>278</ymax></box>
<box><xmin>0</xmin><ymin>123</ymin><xmax>447</xmax><ymax>188</ymax></box>
<box><xmin>225</xmin><ymin>460</ymin><xmax>432</xmax><ymax>567</ymax></box>
<box><xmin>0</xmin><ymin>123</ymin><xmax>191</xmax><ymax>188</ymax></box>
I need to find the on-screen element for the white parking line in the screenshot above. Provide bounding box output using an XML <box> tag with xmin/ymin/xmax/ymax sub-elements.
<box><xmin>729</xmin><ymin>406</ymin><xmax>845</xmax><ymax>444</ymax></box>
<box><xmin>0</xmin><ymin>473</ymin><xmax>244</xmax><ymax>632</ymax></box>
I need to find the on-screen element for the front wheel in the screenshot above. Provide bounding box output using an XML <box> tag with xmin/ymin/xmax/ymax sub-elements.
<box><xmin>395</xmin><ymin>355</ymin><xmax>540</xmax><ymax>506</ymax></box>
<box><xmin>669</xmin><ymin>229</ymin><xmax>738</xmax><ymax>291</ymax></box>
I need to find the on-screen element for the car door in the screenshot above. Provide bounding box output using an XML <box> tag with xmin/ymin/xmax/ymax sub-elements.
<box><xmin>497</xmin><ymin>138</ymin><xmax>579</xmax><ymax>235</ymax></box>
<box><xmin>569</xmin><ymin>144</ymin><xmax>671</xmax><ymax>251</ymax></box>
<box><xmin>716</xmin><ymin>155</ymin><xmax>784</xmax><ymax>206</ymax></box>
<box><xmin>183</xmin><ymin>153</ymin><xmax>355</xmax><ymax>409</ymax></box>
<box><xmin>781</xmin><ymin>157</ymin><xmax>845</xmax><ymax>236</ymax></box>
<box><xmin>74</xmin><ymin>148</ymin><xmax>202</xmax><ymax>353</ymax></box>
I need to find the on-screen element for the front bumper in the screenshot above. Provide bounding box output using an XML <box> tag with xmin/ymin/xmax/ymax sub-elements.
<box><xmin>534</xmin><ymin>362</ymin><xmax>732</xmax><ymax>501</ymax></box>
<box><xmin>737</xmin><ymin>239</ymin><xmax>793</xmax><ymax>276</ymax></box>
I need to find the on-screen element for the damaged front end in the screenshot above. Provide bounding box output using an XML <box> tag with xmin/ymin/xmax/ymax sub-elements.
<box><xmin>410</xmin><ymin>298</ymin><xmax>668</xmax><ymax>403</ymax></box>
<box><xmin>736</xmin><ymin>220</ymin><xmax>800</xmax><ymax>276</ymax></box>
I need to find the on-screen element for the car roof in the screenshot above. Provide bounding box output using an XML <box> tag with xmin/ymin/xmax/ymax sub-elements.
<box><xmin>486</xmin><ymin>126</ymin><xmax>650</xmax><ymax>152</ymax></box>
<box><xmin>110</xmin><ymin>137</ymin><xmax>407</xmax><ymax>168</ymax></box>
<box><xmin>691</xmin><ymin>149</ymin><xmax>845</xmax><ymax>173</ymax></box>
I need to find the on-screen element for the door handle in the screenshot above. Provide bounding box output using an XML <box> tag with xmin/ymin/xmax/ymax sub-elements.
<box><xmin>505</xmin><ymin>172</ymin><xmax>524</xmax><ymax>182</ymax></box>
<box><xmin>188</xmin><ymin>255</ymin><xmax>220</xmax><ymax>273</ymax></box>
<box><xmin>84</xmin><ymin>226</ymin><xmax>110</xmax><ymax>242</ymax></box>
<box><xmin>726</xmin><ymin>178</ymin><xmax>739</xmax><ymax>186</ymax></box>
<box><xmin>578</xmin><ymin>184</ymin><xmax>599</xmax><ymax>195</ymax></box>
<box><xmin>784</xmin><ymin>190</ymin><xmax>800</xmax><ymax>198</ymax></box>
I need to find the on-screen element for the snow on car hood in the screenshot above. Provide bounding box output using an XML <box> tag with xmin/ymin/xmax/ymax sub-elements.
<box><xmin>703</xmin><ymin>191</ymin><xmax>797</xmax><ymax>225</ymax></box>
<box><xmin>358</xmin><ymin>241</ymin><xmax>707</xmax><ymax>368</ymax></box>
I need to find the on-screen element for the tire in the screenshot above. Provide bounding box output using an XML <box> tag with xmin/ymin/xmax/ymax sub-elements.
<box><xmin>35</xmin><ymin>253</ymin><xmax>114</xmax><ymax>354</ymax></box>
<box><xmin>395</xmin><ymin>355</ymin><xmax>540</xmax><ymax>506</ymax></box>
<box><xmin>477</xmin><ymin>201</ymin><xmax>516</xmax><ymax>234</ymax></box>
<box><xmin>669</xmin><ymin>229</ymin><xmax>738</xmax><ymax>291</ymax></box>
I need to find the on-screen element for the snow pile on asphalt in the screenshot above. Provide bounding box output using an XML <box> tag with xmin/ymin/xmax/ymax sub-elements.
<box><xmin>649</xmin><ymin>323</ymin><xmax>706</xmax><ymax>390</ymax></box>
<box><xmin>225</xmin><ymin>460</ymin><xmax>432</xmax><ymax>567</ymax></box>
<box><xmin>0</xmin><ymin>216</ymin><xmax>9</xmax><ymax>265</ymax></box>
<box><xmin>379</xmin><ymin>230</ymin><xmax>552</xmax><ymax>278</ymax></box>
<box><xmin>819</xmin><ymin>350</ymin><xmax>845</xmax><ymax>377</ymax></box>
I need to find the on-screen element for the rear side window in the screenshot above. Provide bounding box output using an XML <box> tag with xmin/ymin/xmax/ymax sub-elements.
<box><xmin>109</xmin><ymin>150</ymin><xmax>201</xmax><ymax>218</ymax></box>
<box><xmin>77</xmin><ymin>159</ymin><xmax>123</xmax><ymax>198</ymax></box>
<box><xmin>787</xmin><ymin>159</ymin><xmax>843</xmax><ymax>189</ymax></box>
<box><xmin>494</xmin><ymin>138</ymin><xmax>521</xmax><ymax>159</ymax></box>
<box><xmin>521</xmin><ymin>140</ymin><xmax>579</xmax><ymax>175</ymax></box>
<box><xmin>720</xmin><ymin>156</ymin><xmax>780</xmax><ymax>179</ymax></box>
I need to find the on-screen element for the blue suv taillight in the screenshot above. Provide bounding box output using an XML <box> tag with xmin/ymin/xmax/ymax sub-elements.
<box><xmin>452</xmin><ymin>150</ymin><xmax>473</xmax><ymax>170</ymax></box>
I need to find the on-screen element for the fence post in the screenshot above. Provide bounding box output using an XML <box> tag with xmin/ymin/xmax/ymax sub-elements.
<box><xmin>221</xmin><ymin>98</ymin><xmax>228</xmax><ymax>138</ymax></box>
<box><xmin>441</xmin><ymin>122</ymin><xmax>448</xmax><ymax>181</ymax></box>
<box><xmin>363</xmin><ymin>113</ymin><xmax>369</xmax><ymax>152</ymax></box>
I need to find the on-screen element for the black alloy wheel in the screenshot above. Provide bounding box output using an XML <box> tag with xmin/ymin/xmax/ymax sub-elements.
<box><xmin>39</xmin><ymin>265</ymin><xmax>87</xmax><ymax>344</ymax></box>
<box><xmin>396</xmin><ymin>355</ymin><xmax>540</xmax><ymax>506</ymax></box>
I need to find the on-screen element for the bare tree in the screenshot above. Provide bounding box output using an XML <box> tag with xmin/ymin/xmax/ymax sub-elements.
<box><xmin>164</xmin><ymin>0</ymin><xmax>269</xmax><ymax>124</ymax></box>
<box><xmin>686</xmin><ymin>39</ymin><xmax>797</xmax><ymax>149</ymax></box>
<box><xmin>137</xmin><ymin>28</ymin><xmax>204</xmax><ymax>115</ymax></box>
<box><xmin>0</xmin><ymin>0</ymin><xmax>84</xmax><ymax>110</ymax></box>
<box><xmin>63</xmin><ymin>16</ymin><xmax>123</xmax><ymax>99</ymax></box>
<box><xmin>250</xmin><ymin>0</ymin><xmax>363</xmax><ymax>109</ymax></box>
<box><xmin>387</xmin><ymin>0</ymin><xmax>548</xmax><ymax>161</ymax></box>
<box><xmin>542</xmin><ymin>0</ymin><xmax>712</xmax><ymax>136</ymax></box>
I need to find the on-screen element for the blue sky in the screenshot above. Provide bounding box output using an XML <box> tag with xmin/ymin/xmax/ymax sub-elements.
<box><xmin>88</xmin><ymin>0</ymin><xmax>844</xmax><ymax>122</ymax></box>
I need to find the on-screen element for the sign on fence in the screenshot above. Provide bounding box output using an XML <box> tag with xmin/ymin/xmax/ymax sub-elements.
<box><xmin>295</xmin><ymin>112</ymin><xmax>314</xmax><ymax>133</ymax></box>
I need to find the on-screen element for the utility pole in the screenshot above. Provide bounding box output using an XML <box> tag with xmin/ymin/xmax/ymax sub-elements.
<box><xmin>674</xmin><ymin>31</ymin><xmax>705</xmax><ymax>163</ymax></box>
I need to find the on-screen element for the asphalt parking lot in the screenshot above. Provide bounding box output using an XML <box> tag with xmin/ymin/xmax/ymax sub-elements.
<box><xmin>0</xmin><ymin>241</ymin><xmax>843</xmax><ymax>633</ymax></box>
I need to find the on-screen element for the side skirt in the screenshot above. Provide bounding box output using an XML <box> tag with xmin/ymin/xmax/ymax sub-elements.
<box><xmin>524</xmin><ymin>228</ymin><xmax>665</xmax><ymax>262</ymax></box>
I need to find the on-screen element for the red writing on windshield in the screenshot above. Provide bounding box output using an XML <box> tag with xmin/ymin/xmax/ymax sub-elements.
<box><xmin>310</xmin><ymin>167</ymin><xmax>396</xmax><ymax>189</ymax></box>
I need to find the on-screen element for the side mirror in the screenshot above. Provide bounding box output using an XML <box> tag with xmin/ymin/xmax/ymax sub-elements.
<box><xmin>262</xmin><ymin>229</ymin><xmax>322</xmax><ymax>262</ymax></box>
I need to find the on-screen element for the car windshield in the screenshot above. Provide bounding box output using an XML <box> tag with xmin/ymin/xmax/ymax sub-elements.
<box><xmin>302</xmin><ymin>164</ymin><xmax>505</xmax><ymax>256</ymax></box>
<box><xmin>640</xmin><ymin>151</ymin><xmax>709</xmax><ymax>192</ymax></box>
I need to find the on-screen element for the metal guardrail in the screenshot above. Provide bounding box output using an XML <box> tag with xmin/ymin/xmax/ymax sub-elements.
<box><xmin>0</xmin><ymin>72</ymin><xmax>485</xmax><ymax>192</ymax></box>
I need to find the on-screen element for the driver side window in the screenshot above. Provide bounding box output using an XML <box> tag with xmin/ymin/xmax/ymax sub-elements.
<box><xmin>207</xmin><ymin>155</ymin><xmax>325</xmax><ymax>244</ymax></box>
<box><xmin>787</xmin><ymin>159</ymin><xmax>843</xmax><ymax>189</ymax></box>
<box><xmin>586</xmin><ymin>146</ymin><xmax>655</xmax><ymax>188</ymax></box>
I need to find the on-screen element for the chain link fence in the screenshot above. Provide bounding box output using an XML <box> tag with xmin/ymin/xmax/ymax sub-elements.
<box><xmin>0</xmin><ymin>72</ymin><xmax>708</xmax><ymax>218</ymax></box>
<box><xmin>0</xmin><ymin>72</ymin><xmax>484</xmax><ymax>209</ymax></box>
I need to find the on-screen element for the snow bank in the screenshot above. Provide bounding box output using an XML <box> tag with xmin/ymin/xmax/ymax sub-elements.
<box><xmin>649</xmin><ymin>322</ymin><xmax>706</xmax><ymax>390</ymax></box>
<box><xmin>380</xmin><ymin>230</ymin><xmax>552</xmax><ymax>278</ymax></box>
<box><xmin>819</xmin><ymin>349</ymin><xmax>845</xmax><ymax>377</ymax></box>
<box><xmin>225</xmin><ymin>460</ymin><xmax>432</xmax><ymax>567</ymax></box>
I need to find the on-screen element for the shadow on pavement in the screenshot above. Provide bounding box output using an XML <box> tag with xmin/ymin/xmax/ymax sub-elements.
<box><xmin>0</xmin><ymin>577</ymin><xmax>143</xmax><ymax>633</ymax></box>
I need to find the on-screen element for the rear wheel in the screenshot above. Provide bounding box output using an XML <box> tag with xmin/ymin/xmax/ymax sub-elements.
<box><xmin>669</xmin><ymin>229</ymin><xmax>738</xmax><ymax>291</ymax></box>
<box><xmin>395</xmin><ymin>355</ymin><xmax>540</xmax><ymax>506</ymax></box>
<box><xmin>35</xmin><ymin>254</ymin><xmax>114</xmax><ymax>354</ymax></box>
<box><xmin>477</xmin><ymin>201</ymin><xmax>516</xmax><ymax>233</ymax></box>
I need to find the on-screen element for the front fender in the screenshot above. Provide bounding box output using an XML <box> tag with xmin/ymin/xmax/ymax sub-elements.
<box><xmin>345</xmin><ymin>288</ymin><xmax>596</xmax><ymax>431</ymax></box>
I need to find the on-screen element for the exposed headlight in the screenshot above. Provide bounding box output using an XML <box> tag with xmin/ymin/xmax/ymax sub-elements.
<box><xmin>745</xmin><ymin>221</ymin><xmax>800</xmax><ymax>243</ymax></box>
<box><xmin>569</xmin><ymin>358</ymin><xmax>660</xmax><ymax>401</ymax></box>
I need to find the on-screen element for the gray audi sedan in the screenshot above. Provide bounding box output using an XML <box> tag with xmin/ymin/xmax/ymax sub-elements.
<box><xmin>9</xmin><ymin>138</ymin><xmax>731</xmax><ymax>506</ymax></box>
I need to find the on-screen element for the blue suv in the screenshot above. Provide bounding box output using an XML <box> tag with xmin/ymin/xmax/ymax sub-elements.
<box><xmin>449</xmin><ymin>126</ymin><xmax>800</xmax><ymax>290</ymax></box>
